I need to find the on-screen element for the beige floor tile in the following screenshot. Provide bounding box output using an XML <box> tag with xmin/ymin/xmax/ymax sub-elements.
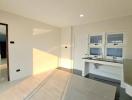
<box><xmin>0</xmin><ymin>70</ymin><xmax>54</xmax><ymax>100</ymax></box>
<box><xmin>0</xmin><ymin>69</ymin><xmax>116</xmax><ymax>100</ymax></box>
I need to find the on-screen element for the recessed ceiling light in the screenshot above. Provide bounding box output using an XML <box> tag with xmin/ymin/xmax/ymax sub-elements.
<box><xmin>80</xmin><ymin>14</ymin><xmax>84</xmax><ymax>18</ymax></box>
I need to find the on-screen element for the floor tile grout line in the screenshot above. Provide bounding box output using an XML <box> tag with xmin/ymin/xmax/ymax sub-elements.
<box><xmin>60</xmin><ymin>74</ymin><xmax>72</xmax><ymax>100</ymax></box>
<box><xmin>24</xmin><ymin>70</ymin><xmax>57</xmax><ymax>100</ymax></box>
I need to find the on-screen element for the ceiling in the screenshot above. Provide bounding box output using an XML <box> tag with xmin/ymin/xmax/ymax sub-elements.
<box><xmin>0</xmin><ymin>0</ymin><xmax>132</xmax><ymax>27</ymax></box>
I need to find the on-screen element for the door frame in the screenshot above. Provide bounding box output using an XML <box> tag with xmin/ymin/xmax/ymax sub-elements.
<box><xmin>0</xmin><ymin>23</ymin><xmax>10</xmax><ymax>81</ymax></box>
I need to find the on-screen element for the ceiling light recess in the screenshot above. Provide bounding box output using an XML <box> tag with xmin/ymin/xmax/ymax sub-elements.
<box><xmin>80</xmin><ymin>14</ymin><xmax>84</xmax><ymax>18</ymax></box>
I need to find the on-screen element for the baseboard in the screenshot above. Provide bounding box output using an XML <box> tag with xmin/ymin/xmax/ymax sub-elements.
<box><xmin>86</xmin><ymin>73</ymin><xmax>121</xmax><ymax>85</ymax></box>
<box><xmin>57</xmin><ymin>67</ymin><xmax>82</xmax><ymax>76</ymax></box>
<box><xmin>57</xmin><ymin>67</ymin><xmax>72</xmax><ymax>72</ymax></box>
<box><xmin>72</xmin><ymin>69</ymin><xmax>82</xmax><ymax>76</ymax></box>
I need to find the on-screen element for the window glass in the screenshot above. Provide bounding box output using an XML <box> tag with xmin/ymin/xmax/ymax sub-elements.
<box><xmin>90</xmin><ymin>35</ymin><xmax>102</xmax><ymax>44</ymax></box>
<box><xmin>107</xmin><ymin>34</ymin><xmax>123</xmax><ymax>44</ymax></box>
<box><xmin>90</xmin><ymin>48</ymin><xmax>102</xmax><ymax>55</ymax></box>
<box><xmin>107</xmin><ymin>48</ymin><xmax>122</xmax><ymax>57</ymax></box>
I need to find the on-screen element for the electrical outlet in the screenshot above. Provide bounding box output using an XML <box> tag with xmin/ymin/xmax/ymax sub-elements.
<box><xmin>10</xmin><ymin>41</ymin><xmax>15</xmax><ymax>44</ymax></box>
<box><xmin>16</xmin><ymin>69</ymin><xmax>21</xmax><ymax>72</ymax></box>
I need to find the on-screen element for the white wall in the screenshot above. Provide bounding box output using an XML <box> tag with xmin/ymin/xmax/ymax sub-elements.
<box><xmin>72</xmin><ymin>15</ymin><xmax>132</xmax><ymax>71</ymax></box>
<box><xmin>59</xmin><ymin>27</ymin><xmax>72</xmax><ymax>69</ymax></box>
<box><xmin>0</xmin><ymin>10</ymin><xmax>61</xmax><ymax>81</ymax></box>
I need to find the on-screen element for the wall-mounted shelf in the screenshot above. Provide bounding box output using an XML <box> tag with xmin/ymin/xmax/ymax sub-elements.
<box><xmin>82</xmin><ymin>58</ymin><xmax>123</xmax><ymax>83</ymax></box>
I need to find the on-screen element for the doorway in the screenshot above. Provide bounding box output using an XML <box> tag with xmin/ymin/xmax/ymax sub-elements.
<box><xmin>0</xmin><ymin>23</ymin><xmax>9</xmax><ymax>83</ymax></box>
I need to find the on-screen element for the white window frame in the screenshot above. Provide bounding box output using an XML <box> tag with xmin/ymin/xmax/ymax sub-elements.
<box><xmin>88</xmin><ymin>32</ymin><xmax>124</xmax><ymax>60</ymax></box>
<box><xmin>106</xmin><ymin>32</ymin><xmax>124</xmax><ymax>46</ymax></box>
<box><xmin>88</xmin><ymin>45</ymin><xmax>105</xmax><ymax>59</ymax></box>
<box><xmin>89</xmin><ymin>33</ymin><xmax>105</xmax><ymax>46</ymax></box>
<box><xmin>105</xmin><ymin>46</ymin><xmax>124</xmax><ymax>61</ymax></box>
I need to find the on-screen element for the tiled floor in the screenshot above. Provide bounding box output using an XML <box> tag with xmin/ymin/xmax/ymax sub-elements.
<box><xmin>58</xmin><ymin>67</ymin><xmax>132</xmax><ymax>100</ymax></box>
<box><xmin>0</xmin><ymin>70</ymin><xmax>54</xmax><ymax>100</ymax></box>
<box><xmin>0</xmin><ymin>58</ymin><xmax>8</xmax><ymax>83</ymax></box>
<box><xmin>28</xmin><ymin>70</ymin><xmax>116</xmax><ymax>100</ymax></box>
<box><xmin>27</xmin><ymin>70</ymin><xmax>71</xmax><ymax>100</ymax></box>
<box><xmin>85</xmin><ymin>74</ymin><xmax>132</xmax><ymax>100</ymax></box>
<box><xmin>0</xmin><ymin>69</ymin><xmax>116</xmax><ymax>100</ymax></box>
<box><xmin>63</xmin><ymin>74</ymin><xmax>116</xmax><ymax>100</ymax></box>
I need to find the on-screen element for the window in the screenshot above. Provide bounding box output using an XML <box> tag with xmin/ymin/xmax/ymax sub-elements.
<box><xmin>88</xmin><ymin>32</ymin><xmax>124</xmax><ymax>61</ymax></box>
<box><xmin>107</xmin><ymin>33</ymin><xmax>123</xmax><ymax>45</ymax></box>
<box><xmin>90</xmin><ymin>48</ymin><xmax>102</xmax><ymax>56</ymax></box>
<box><xmin>107</xmin><ymin>48</ymin><xmax>122</xmax><ymax>58</ymax></box>
<box><xmin>90</xmin><ymin>35</ymin><xmax>102</xmax><ymax>44</ymax></box>
<box><xmin>89</xmin><ymin>33</ymin><xmax>105</xmax><ymax>46</ymax></box>
<box><xmin>89</xmin><ymin>47</ymin><xmax>103</xmax><ymax>59</ymax></box>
